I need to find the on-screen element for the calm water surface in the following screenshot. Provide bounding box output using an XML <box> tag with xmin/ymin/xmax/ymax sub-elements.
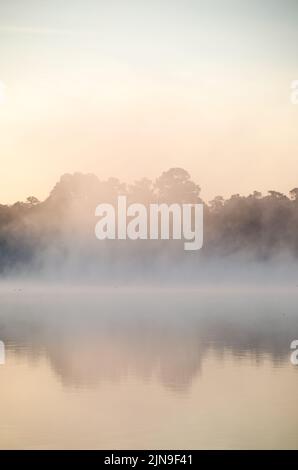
<box><xmin>0</xmin><ymin>286</ymin><xmax>297</xmax><ymax>449</ymax></box>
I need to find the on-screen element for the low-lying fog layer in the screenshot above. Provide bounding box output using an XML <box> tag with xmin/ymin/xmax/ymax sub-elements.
<box><xmin>1</xmin><ymin>169</ymin><xmax>298</xmax><ymax>283</ymax></box>
<box><xmin>1</xmin><ymin>256</ymin><xmax>298</xmax><ymax>288</ymax></box>
<box><xmin>0</xmin><ymin>287</ymin><xmax>297</xmax><ymax>388</ymax></box>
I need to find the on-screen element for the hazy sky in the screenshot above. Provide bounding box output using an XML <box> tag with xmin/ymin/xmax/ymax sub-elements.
<box><xmin>0</xmin><ymin>0</ymin><xmax>297</xmax><ymax>203</ymax></box>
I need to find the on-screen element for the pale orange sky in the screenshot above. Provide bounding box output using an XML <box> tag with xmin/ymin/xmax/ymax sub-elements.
<box><xmin>0</xmin><ymin>0</ymin><xmax>297</xmax><ymax>204</ymax></box>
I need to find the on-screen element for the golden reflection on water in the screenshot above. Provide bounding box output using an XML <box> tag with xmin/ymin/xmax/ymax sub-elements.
<box><xmin>0</xmin><ymin>288</ymin><xmax>298</xmax><ymax>449</ymax></box>
<box><xmin>0</xmin><ymin>353</ymin><xmax>298</xmax><ymax>449</ymax></box>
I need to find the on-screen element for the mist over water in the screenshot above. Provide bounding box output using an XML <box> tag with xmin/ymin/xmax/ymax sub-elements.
<box><xmin>0</xmin><ymin>287</ymin><xmax>298</xmax><ymax>449</ymax></box>
<box><xmin>1</xmin><ymin>0</ymin><xmax>298</xmax><ymax>450</ymax></box>
<box><xmin>1</xmin><ymin>169</ymin><xmax>298</xmax><ymax>448</ymax></box>
<box><xmin>1</xmin><ymin>288</ymin><xmax>297</xmax><ymax>386</ymax></box>
<box><xmin>0</xmin><ymin>168</ymin><xmax>298</xmax><ymax>285</ymax></box>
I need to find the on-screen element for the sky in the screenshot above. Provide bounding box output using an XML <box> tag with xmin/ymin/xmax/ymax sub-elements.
<box><xmin>0</xmin><ymin>0</ymin><xmax>297</xmax><ymax>204</ymax></box>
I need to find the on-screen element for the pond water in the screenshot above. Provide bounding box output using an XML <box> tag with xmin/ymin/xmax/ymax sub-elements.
<box><xmin>0</xmin><ymin>286</ymin><xmax>297</xmax><ymax>449</ymax></box>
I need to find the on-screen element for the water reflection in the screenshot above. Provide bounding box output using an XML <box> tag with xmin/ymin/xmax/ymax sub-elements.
<box><xmin>0</xmin><ymin>288</ymin><xmax>297</xmax><ymax>391</ymax></box>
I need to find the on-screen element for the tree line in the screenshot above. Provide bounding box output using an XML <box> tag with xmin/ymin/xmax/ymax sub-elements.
<box><xmin>0</xmin><ymin>168</ymin><xmax>298</xmax><ymax>275</ymax></box>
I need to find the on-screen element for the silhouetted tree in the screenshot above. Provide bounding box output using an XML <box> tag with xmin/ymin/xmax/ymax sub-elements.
<box><xmin>0</xmin><ymin>169</ymin><xmax>298</xmax><ymax>274</ymax></box>
<box><xmin>27</xmin><ymin>196</ymin><xmax>40</xmax><ymax>206</ymax></box>
<box><xmin>290</xmin><ymin>188</ymin><xmax>298</xmax><ymax>201</ymax></box>
<box><xmin>155</xmin><ymin>168</ymin><xmax>201</xmax><ymax>203</ymax></box>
